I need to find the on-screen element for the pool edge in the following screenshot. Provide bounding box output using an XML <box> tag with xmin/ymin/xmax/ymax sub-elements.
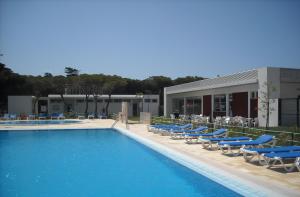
<box><xmin>116</xmin><ymin>127</ymin><xmax>277</xmax><ymax>197</ymax></box>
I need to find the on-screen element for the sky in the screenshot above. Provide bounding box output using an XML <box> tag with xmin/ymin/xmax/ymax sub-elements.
<box><xmin>0</xmin><ymin>0</ymin><xmax>300</xmax><ymax>79</ymax></box>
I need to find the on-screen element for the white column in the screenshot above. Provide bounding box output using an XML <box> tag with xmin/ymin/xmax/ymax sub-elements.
<box><xmin>248</xmin><ymin>91</ymin><xmax>251</xmax><ymax>118</ymax></box>
<box><xmin>226</xmin><ymin>94</ymin><xmax>229</xmax><ymax>116</ymax></box>
<box><xmin>183</xmin><ymin>97</ymin><xmax>187</xmax><ymax>115</ymax></box>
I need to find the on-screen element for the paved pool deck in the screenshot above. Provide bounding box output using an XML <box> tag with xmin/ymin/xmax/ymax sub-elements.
<box><xmin>1</xmin><ymin>119</ymin><xmax>299</xmax><ymax>196</ymax></box>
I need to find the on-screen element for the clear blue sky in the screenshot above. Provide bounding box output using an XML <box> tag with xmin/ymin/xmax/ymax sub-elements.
<box><xmin>0</xmin><ymin>0</ymin><xmax>300</xmax><ymax>79</ymax></box>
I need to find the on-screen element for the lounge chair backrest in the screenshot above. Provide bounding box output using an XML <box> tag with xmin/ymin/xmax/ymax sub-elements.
<box><xmin>193</xmin><ymin>126</ymin><xmax>208</xmax><ymax>132</ymax></box>
<box><xmin>180</xmin><ymin>124</ymin><xmax>192</xmax><ymax>129</ymax></box>
<box><xmin>212</xmin><ymin>128</ymin><xmax>227</xmax><ymax>135</ymax></box>
<box><xmin>255</xmin><ymin>134</ymin><xmax>274</xmax><ymax>144</ymax></box>
<box><xmin>10</xmin><ymin>114</ymin><xmax>17</xmax><ymax>119</ymax></box>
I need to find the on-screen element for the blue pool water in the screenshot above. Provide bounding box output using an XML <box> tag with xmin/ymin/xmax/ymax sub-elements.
<box><xmin>0</xmin><ymin>129</ymin><xmax>241</xmax><ymax>197</ymax></box>
<box><xmin>0</xmin><ymin>120</ymin><xmax>80</xmax><ymax>125</ymax></box>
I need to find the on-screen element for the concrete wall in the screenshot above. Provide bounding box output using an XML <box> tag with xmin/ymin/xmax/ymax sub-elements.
<box><xmin>142</xmin><ymin>95</ymin><xmax>159</xmax><ymax>116</ymax></box>
<box><xmin>258</xmin><ymin>68</ymin><xmax>300</xmax><ymax>127</ymax></box>
<box><xmin>8</xmin><ymin>96</ymin><xmax>33</xmax><ymax>115</ymax></box>
<box><xmin>257</xmin><ymin>67</ymin><xmax>281</xmax><ymax>127</ymax></box>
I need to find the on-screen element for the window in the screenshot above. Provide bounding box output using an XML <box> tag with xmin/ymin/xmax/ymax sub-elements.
<box><xmin>186</xmin><ymin>98</ymin><xmax>201</xmax><ymax>115</ymax></box>
<box><xmin>144</xmin><ymin>99</ymin><xmax>151</xmax><ymax>103</ymax></box>
<box><xmin>52</xmin><ymin>105</ymin><xmax>60</xmax><ymax>111</ymax></box>
<box><xmin>50</xmin><ymin>99</ymin><xmax>61</xmax><ymax>103</ymax></box>
<box><xmin>172</xmin><ymin>99</ymin><xmax>184</xmax><ymax>114</ymax></box>
<box><xmin>76</xmin><ymin>99</ymin><xmax>84</xmax><ymax>103</ymax></box>
<box><xmin>97</xmin><ymin>99</ymin><xmax>103</xmax><ymax>103</ymax></box>
<box><xmin>152</xmin><ymin>99</ymin><xmax>157</xmax><ymax>103</ymax></box>
<box><xmin>113</xmin><ymin>99</ymin><xmax>122</xmax><ymax>103</ymax></box>
<box><xmin>214</xmin><ymin>95</ymin><xmax>226</xmax><ymax>112</ymax></box>
<box><xmin>251</xmin><ymin>91</ymin><xmax>258</xmax><ymax>99</ymax></box>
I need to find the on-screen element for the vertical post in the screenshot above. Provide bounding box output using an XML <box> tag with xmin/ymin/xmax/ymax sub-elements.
<box><xmin>248</xmin><ymin>91</ymin><xmax>251</xmax><ymax>118</ymax></box>
<box><xmin>201</xmin><ymin>95</ymin><xmax>204</xmax><ymax>115</ymax></box>
<box><xmin>163</xmin><ymin>88</ymin><xmax>167</xmax><ymax>117</ymax></box>
<box><xmin>278</xmin><ymin>98</ymin><xmax>281</xmax><ymax>126</ymax></box>
<box><xmin>226</xmin><ymin>94</ymin><xmax>229</xmax><ymax>116</ymax></box>
<box><xmin>183</xmin><ymin>97</ymin><xmax>187</xmax><ymax>115</ymax></box>
<box><xmin>211</xmin><ymin>95</ymin><xmax>214</xmax><ymax>121</ymax></box>
<box><xmin>297</xmin><ymin>96</ymin><xmax>300</xmax><ymax>128</ymax></box>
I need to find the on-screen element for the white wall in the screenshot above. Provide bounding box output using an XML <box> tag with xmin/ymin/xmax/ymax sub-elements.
<box><xmin>142</xmin><ymin>95</ymin><xmax>159</xmax><ymax>116</ymax></box>
<box><xmin>8</xmin><ymin>96</ymin><xmax>33</xmax><ymax>115</ymax></box>
<box><xmin>257</xmin><ymin>67</ymin><xmax>281</xmax><ymax>127</ymax></box>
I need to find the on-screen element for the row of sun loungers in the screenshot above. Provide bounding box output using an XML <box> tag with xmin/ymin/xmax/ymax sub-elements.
<box><xmin>149</xmin><ymin>123</ymin><xmax>300</xmax><ymax>172</ymax></box>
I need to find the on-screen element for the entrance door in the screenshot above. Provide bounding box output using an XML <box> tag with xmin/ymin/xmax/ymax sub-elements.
<box><xmin>133</xmin><ymin>103</ymin><xmax>138</xmax><ymax>117</ymax></box>
<box><xmin>297</xmin><ymin>96</ymin><xmax>300</xmax><ymax>127</ymax></box>
<box><xmin>38</xmin><ymin>100</ymin><xmax>48</xmax><ymax>114</ymax></box>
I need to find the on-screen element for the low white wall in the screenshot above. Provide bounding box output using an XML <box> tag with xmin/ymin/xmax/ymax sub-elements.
<box><xmin>8</xmin><ymin>96</ymin><xmax>33</xmax><ymax>115</ymax></box>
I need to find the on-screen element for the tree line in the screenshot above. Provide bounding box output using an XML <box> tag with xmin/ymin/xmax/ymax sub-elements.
<box><xmin>0</xmin><ymin>63</ymin><xmax>205</xmax><ymax>116</ymax></box>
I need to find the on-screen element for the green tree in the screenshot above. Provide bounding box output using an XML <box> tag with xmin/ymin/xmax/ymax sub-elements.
<box><xmin>44</xmin><ymin>72</ymin><xmax>53</xmax><ymax>77</ymax></box>
<box><xmin>65</xmin><ymin>67</ymin><xmax>79</xmax><ymax>77</ymax></box>
<box><xmin>259</xmin><ymin>82</ymin><xmax>276</xmax><ymax>129</ymax></box>
<box><xmin>103</xmin><ymin>76</ymin><xmax>127</xmax><ymax>116</ymax></box>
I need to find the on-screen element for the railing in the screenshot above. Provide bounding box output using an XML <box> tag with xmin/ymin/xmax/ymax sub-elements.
<box><xmin>151</xmin><ymin>116</ymin><xmax>300</xmax><ymax>145</ymax></box>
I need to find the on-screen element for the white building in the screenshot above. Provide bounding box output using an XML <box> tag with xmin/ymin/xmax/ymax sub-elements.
<box><xmin>8</xmin><ymin>94</ymin><xmax>159</xmax><ymax>117</ymax></box>
<box><xmin>164</xmin><ymin>67</ymin><xmax>300</xmax><ymax>127</ymax></box>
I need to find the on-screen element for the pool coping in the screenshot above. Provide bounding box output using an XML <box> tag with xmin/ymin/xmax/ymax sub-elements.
<box><xmin>1</xmin><ymin>126</ymin><xmax>299</xmax><ymax>196</ymax></box>
<box><xmin>116</xmin><ymin>127</ymin><xmax>267</xmax><ymax>197</ymax></box>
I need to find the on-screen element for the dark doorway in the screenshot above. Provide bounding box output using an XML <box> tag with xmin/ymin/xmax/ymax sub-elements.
<box><xmin>203</xmin><ymin>95</ymin><xmax>211</xmax><ymax>117</ymax></box>
<box><xmin>231</xmin><ymin>92</ymin><xmax>248</xmax><ymax>117</ymax></box>
<box><xmin>280</xmin><ymin>97</ymin><xmax>300</xmax><ymax>127</ymax></box>
<box><xmin>38</xmin><ymin>100</ymin><xmax>48</xmax><ymax>114</ymax></box>
<box><xmin>133</xmin><ymin>103</ymin><xmax>139</xmax><ymax>117</ymax></box>
<box><xmin>250</xmin><ymin>98</ymin><xmax>258</xmax><ymax>118</ymax></box>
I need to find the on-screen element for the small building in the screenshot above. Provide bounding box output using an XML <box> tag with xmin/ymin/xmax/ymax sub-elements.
<box><xmin>164</xmin><ymin>67</ymin><xmax>300</xmax><ymax>127</ymax></box>
<box><xmin>8</xmin><ymin>94</ymin><xmax>159</xmax><ymax>117</ymax></box>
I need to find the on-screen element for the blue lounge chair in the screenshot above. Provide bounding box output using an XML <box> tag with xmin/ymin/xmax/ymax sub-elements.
<box><xmin>58</xmin><ymin>113</ymin><xmax>65</xmax><ymax>119</ymax></box>
<box><xmin>263</xmin><ymin>152</ymin><xmax>300</xmax><ymax>172</ymax></box>
<box><xmin>9</xmin><ymin>114</ymin><xmax>17</xmax><ymax>120</ymax></box>
<box><xmin>185</xmin><ymin>128</ymin><xmax>228</xmax><ymax>144</ymax></box>
<box><xmin>199</xmin><ymin>136</ymin><xmax>251</xmax><ymax>150</ymax></box>
<box><xmin>170</xmin><ymin>126</ymin><xmax>208</xmax><ymax>140</ymax></box>
<box><xmin>27</xmin><ymin>114</ymin><xmax>36</xmax><ymax>120</ymax></box>
<box><xmin>159</xmin><ymin>124</ymin><xmax>193</xmax><ymax>135</ymax></box>
<box><xmin>2</xmin><ymin>114</ymin><xmax>10</xmax><ymax>120</ymax></box>
<box><xmin>98</xmin><ymin>113</ymin><xmax>107</xmax><ymax>119</ymax></box>
<box><xmin>218</xmin><ymin>134</ymin><xmax>275</xmax><ymax>156</ymax></box>
<box><xmin>38</xmin><ymin>113</ymin><xmax>48</xmax><ymax>120</ymax></box>
<box><xmin>149</xmin><ymin>123</ymin><xmax>186</xmax><ymax>133</ymax></box>
<box><xmin>241</xmin><ymin>146</ymin><xmax>300</xmax><ymax>165</ymax></box>
<box><xmin>88</xmin><ymin>113</ymin><xmax>95</xmax><ymax>119</ymax></box>
<box><xmin>51</xmin><ymin>113</ymin><xmax>60</xmax><ymax>119</ymax></box>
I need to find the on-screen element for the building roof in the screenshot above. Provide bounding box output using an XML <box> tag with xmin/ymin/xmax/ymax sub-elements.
<box><xmin>165</xmin><ymin>69</ymin><xmax>258</xmax><ymax>94</ymax></box>
<box><xmin>48</xmin><ymin>94</ymin><xmax>158</xmax><ymax>99</ymax></box>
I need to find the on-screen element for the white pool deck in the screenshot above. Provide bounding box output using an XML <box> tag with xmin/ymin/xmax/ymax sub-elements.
<box><xmin>1</xmin><ymin>119</ymin><xmax>300</xmax><ymax>196</ymax></box>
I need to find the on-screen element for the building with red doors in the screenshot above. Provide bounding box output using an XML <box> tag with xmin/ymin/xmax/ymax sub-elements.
<box><xmin>164</xmin><ymin>67</ymin><xmax>300</xmax><ymax>127</ymax></box>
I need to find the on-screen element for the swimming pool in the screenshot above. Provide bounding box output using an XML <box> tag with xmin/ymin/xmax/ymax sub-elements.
<box><xmin>0</xmin><ymin>120</ymin><xmax>80</xmax><ymax>125</ymax></box>
<box><xmin>0</xmin><ymin>129</ymin><xmax>241</xmax><ymax>196</ymax></box>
